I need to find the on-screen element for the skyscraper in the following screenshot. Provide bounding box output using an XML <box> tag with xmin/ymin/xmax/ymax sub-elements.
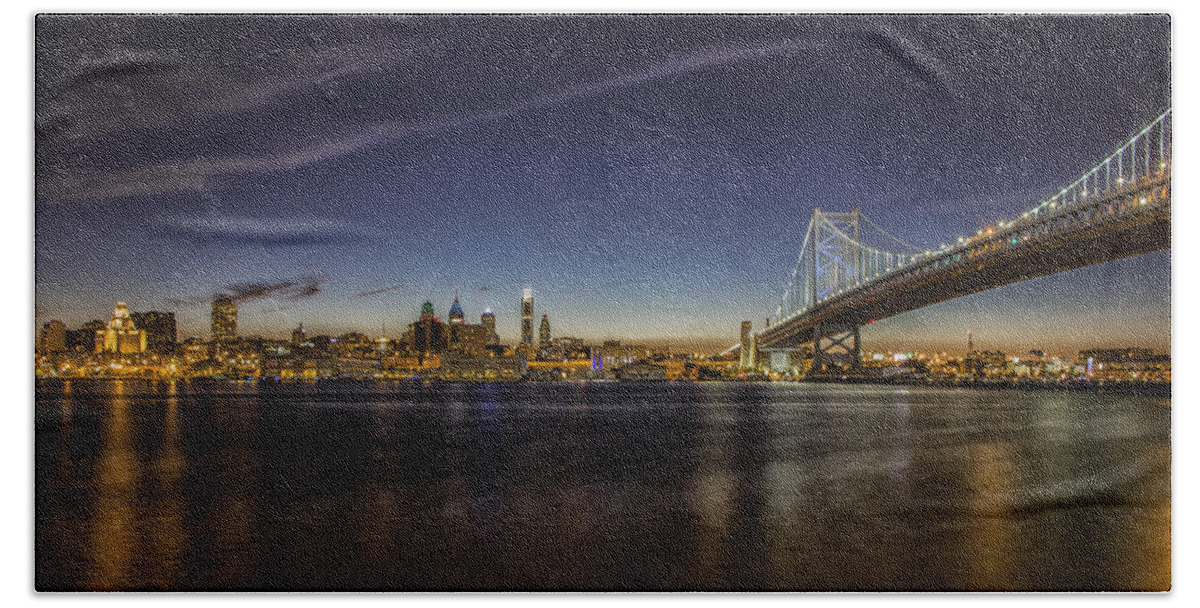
<box><xmin>292</xmin><ymin>323</ymin><xmax>307</xmax><ymax>347</ymax></box>
<box><xmin>39</xmin><ymin>320</ymin><xmax>66</xmax><ymax>354</ymax></box>
<box><xmin>67</xmin><ymin>320</ymin><xmax>106</xmax><ymax>352</ymax></box>
<box><xmin>211</xmin><ymin>296</ymin><xmax>237</xmax><ymax>342</ymax></box>
<box><xmin>448</xmin><ymin>294</ymin><xmax>465</xmax><ymax>325</ymax></box>
<box><xmin>481</xmin><ymin>308</ymin><xmax>499</xmax><ymax>346</ymax></box>
<box><xmin>131</xmin><ymin>311</ymin><xmax>176</xmax><ymax>354</ymax></box>
<box><xmin>448</xmin><ymin>293</ymin><xmax>465</xmax><ymax>348</ymax></box>
<box><xmin>97</xmin><ymin>302</ymin><xmax>147</xmax><ymax>354</ymax></box>
<box><xmin>539</xmin><ymin>313</ymin><xmax>551</xmax><ymax>348</ymax></box>
<box><xmin>520</xmin><ymin>288</ymin><xmax>534</xmax><ymax>348</ymax></box>
<box><xmin>411</xmin><ymin>301</ymin><xmax>447</xmax><ymax>356</ymax></box>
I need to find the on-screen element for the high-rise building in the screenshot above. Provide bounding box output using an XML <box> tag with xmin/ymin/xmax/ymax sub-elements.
<box><xmin>520</xmin><ymin>288</ymin><xmax>534</xmax><ymax>347</ymax></box>
<box><xmin>739</xmin><ymin>321</ymin><xmax>755</xmax><ymax>369</ymax></box>
<box><xmin>131</xmin><ymin>311</ymin><xmax>176</xmax><ymax>354</ymax></box>
<box><xmin>448</xmin><ymin>294</ymin><xmax>465</xmax><ymax>325</ymax></box>
<box><xmin>68</xmin><ymin>320</ymin><xmax>106</xmax><ymax>352</ymax></box>
<box><xmin>539</xmin><ymin>314</ymin><xmax>551</xmax><ymax>348</ymax></box>
<box><xmin>448</xmin><ymin>294</ymin><xmax>466</xmax><ymax>348</ymax></box>
<box><xmin>97</xmin><ymin>302</ymin><xmax>147</xmax><ymax>354</ymax></box>
<box><xmin>39</xmin><ymin>320</ymin><xmax>66</xmax><ymax>354</ymax></box>
<box><xmin>211</xmin><ymin>296</ymin><xmax>237</xmax><ymax>342</ymax></box>
<box><xmin>410</xmin><ymin>301</ymin><xmax>447</xmax><ymax>357</ymax></box>
<box><xmin>481</xmin><ymin>308</ymin><xmax>499</xmax><ymax>346</ymax></box>
<box><xmin>292</xmin><ymin>323</ymin><xmax>307</xmax><ymax>347</ymax></box>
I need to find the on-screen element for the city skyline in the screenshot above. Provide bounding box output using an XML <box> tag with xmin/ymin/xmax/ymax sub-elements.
<box><xmin>35</xmin><ymin>14</ymin><xmax>1171</xmax><ymax>355</ymax></box>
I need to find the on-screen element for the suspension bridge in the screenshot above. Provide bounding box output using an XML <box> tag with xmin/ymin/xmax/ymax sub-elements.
<box><xmin>739</xmin><ymin>109</ymin><xmax>1172</xmax><ymax>375</ymax></box>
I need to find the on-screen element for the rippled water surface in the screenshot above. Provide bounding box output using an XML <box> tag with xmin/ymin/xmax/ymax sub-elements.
<box><xmin>35</xmin><ymin>379</ymin><xmax>1170</xmax><ymax>591</ymax></box>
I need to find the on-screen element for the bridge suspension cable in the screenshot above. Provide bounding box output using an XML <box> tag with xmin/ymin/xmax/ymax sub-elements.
<box><xmin>772</xmin><ymin>107</ymin><xmax>1171</xmax><ymax>329</ymax></box>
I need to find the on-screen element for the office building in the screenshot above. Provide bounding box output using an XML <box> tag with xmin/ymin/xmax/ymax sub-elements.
<box><xmin>211</xmin><ymin>296</ymin><xmax>237</xmax><ymax>342</ymax></box>
<box><xmin>410</xmin><ymin>301</ymin><xmax>447</xmax><ymax>357</ymax></box>
<box><xmin>539</xmin><ymin>314</ymin><xmax>551</xmax><ymax>348</ymax></box>
<box><xmin>39</xmin><ymin>320</ymin><xmax>66</xmax><ymax>354</ymax></box>
<box><xmin>520</xmin><ymin>288</ymin><xmax>534</xmax><ymax>348</ymax></box>
<box><xmin>481</xmin><ymin>308</ymin><xmax>499</xmax><ymax>346</ymax></box>
<box><xmin>131</xmin><ymin>310</ymin><xmax>176</xmax><ymax>354</ymax></box>
<box><xmin>97</xmin><ymin>302</ymin><xmax>147</xmax><ymax>354</ymax></box>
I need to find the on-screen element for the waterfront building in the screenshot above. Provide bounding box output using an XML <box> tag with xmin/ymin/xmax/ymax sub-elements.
<box><xmin>334</xmin><ymin>332</ymin><xmax>376</xmax><ymax>358</ymax></box>
<box><xmin>131</xmin><ymin>311</ymin><xmax>176</xmax><ymax>354</ymax></box>
<box><xmin>179</xmin><ymin>337</ymin><xmax>210</xmax><ymax>364</ymax></box>
<box><xmin>449</xmin><ymin>324</ymin><xmax>489</xmax><ymax>356</ymax></box>
<box><xmin>96</xmin><ymin>302</ymin><xmax>147</xmax><ymax>355</ymax></box>
<box><xmin>211</xmin><ymin>296</ymin><xmax>237</xmax><ymax>342</ymax></box>
<box><xmin>39</xmin><ymin>319</ymin><xmax>66</xmax><ymax>354</ymax></box>
<box><xmin>615</xmin><ymin>362</ymin><xmax>668</xmax><ymax>381</ymax></box>
<box><xmin>1080</xmin><ymin>348</ymin><xmax>1171</xmax><ymax>381</ymax></box>
<box><xmin>601</xmin><ymin>340</ymin><xmax>653</xmax><ymax>370</ymax></box>
<box><xmin>439</xmin><ymin>353</ymin><xmax>526</xmax><ymax>380</ymax></box>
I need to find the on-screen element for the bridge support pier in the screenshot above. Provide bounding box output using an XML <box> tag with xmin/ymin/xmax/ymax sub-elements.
<box><xmin>812</xmin><ymin>324</ymin><xmax>862</xmax><ymax>374</ymax></box>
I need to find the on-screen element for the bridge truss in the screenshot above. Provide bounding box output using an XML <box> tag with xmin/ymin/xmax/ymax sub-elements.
<box><xmin>750</xmin><ymin>108</ymin><xmax>1172</xmax><ymax>375</ymax></box>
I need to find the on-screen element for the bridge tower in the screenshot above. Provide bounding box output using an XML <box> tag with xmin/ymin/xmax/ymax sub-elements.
<box><xmin>739</xmin><ymin>320</ymin><xmax>756</xmax><ymax>369</ymax></box>
<box><xmin>763</xmin><ymin>108</ymin><xmax>1171</xmax><ymax>380</ymax></box>
<box><xmin>806</xmin><ymin>207</ymin><xmax>864</xmax><ymax>374</ymax></box>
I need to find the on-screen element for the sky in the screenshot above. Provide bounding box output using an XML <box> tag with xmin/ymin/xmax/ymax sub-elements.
<box><xmin>33</xmin><ymin>13</ymin><xmax>1171</xmax><ymax>355</ymax></box>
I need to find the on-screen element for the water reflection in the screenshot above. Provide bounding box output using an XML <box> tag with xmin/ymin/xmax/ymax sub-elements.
<box><xmin>691</xmin><ymin>395</ymin><xmax>734</xmax><ymax>588</ymax></box>
<box><xmin>963</xmin><ymin>442</ymin><xmax>1018</xmax><ymax>590</ymax></box>
<box><xmin>88</xmin><ymin>380</ymin><xmax>138</xmax><ymax>590</ymax></box>
<box><xmin>207</xmin><ymin>383</ymin><xmax>260</xmax><ymax>588</ymax></box>
<box><xmin>142</xmin><ymin>381</ymin><xmax>186</xmax><ymax>589</ymax></box>
<box><xmin>36</xmin><ymin>380</ymin><xmax>1170</xmax><ymax>591</ymax></box>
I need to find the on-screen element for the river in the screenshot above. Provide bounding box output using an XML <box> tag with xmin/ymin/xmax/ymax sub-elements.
<box><xmin>34</xmin><ymin>379</ymin><xmax>1170</xmax><ymax>591</ymax></box>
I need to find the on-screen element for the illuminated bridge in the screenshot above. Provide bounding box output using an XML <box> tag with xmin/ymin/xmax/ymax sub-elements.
<box><xmin>744</xmin><ymin>109</ymin><xmax>1172</xmax><ymax>375</ymax></box>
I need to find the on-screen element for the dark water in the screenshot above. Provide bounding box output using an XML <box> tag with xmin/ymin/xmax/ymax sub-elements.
<box><xmin>35</xmin><ymin>379</ymin><xmax>1170</xmax><ymax>591</ymax></box>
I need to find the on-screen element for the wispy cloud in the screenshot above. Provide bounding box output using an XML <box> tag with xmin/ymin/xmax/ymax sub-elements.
<box><xmin>166</xmin><ymin>274</ymin><xmax>327</xmax><ymax>309</ymax></box>
<box><xmin>37</xmin><ymin>39</ymin><xmax>830</xmax><ymax>203</ymax></box>
<box><xmin>38</xmin><ymin>26</ymin><xmax>952</xmax><ymax>205</ymax></box>
<box><xmin>154</xmin><ymin>215</ymin><xmax>360</xmax><ymax>246</ymax></box>
<box><xmin>356</xmin><ymin>284</ymin><xmax>407</xmax><ymax>297</ymax></box>
<box><xmin>219</xmin><ymin>275</ymin><xmax>327</xmax><ymax>304</ymax></box>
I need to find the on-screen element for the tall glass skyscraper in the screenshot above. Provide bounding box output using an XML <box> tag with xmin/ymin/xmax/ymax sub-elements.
<box><xmin>520</xmin><ymin>288</ymin><xmax>534</xmax><ymax>347</ymax></box>
<box><xmin>211</xmin><ymin>296</ymin><xmax>237</xmax><ymax>342</ymax></box>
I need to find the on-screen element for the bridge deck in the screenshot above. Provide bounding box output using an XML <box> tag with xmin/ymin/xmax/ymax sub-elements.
<box><xmin>758</xmin><ymin>176</ymin><xmax>1170</xmax><ymax>349</ymax></box>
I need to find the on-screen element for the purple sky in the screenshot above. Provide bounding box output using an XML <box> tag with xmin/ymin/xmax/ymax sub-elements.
<box><xmin>34</xmin><ymin>14</ymin><xmax>1170</xmax><ymax>355</ymax></box>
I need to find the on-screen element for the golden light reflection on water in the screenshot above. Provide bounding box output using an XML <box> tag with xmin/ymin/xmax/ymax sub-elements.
<box><xmin>963</xmin><ymin>441</ymin><xmax>1018</xmax><ymax>591</ymax></box>
<box><xmin>56</xmin><ymin>380</ymin><xmax>74</xmax><ymax>477</ymax></box>
<box><xmin>88</xmin><ymin>380</ymin><xmax>138</xmax><ymax>590</ymax></box>
<box><xmin>1131</xmin><ymin>445</ymin><xmax>1171</xmax><ymax>591</ymax></box>
<box><xmin>143</xmin><ymin>380</ymin><xmax>186</xmax><ymax>589</ymax></box>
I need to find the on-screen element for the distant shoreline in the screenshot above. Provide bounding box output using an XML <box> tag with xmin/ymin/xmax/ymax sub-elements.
<box><xmin>33</xmin><ymin>375</ymin><xmax>1171</xmax><ymax>397</ymax></box>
